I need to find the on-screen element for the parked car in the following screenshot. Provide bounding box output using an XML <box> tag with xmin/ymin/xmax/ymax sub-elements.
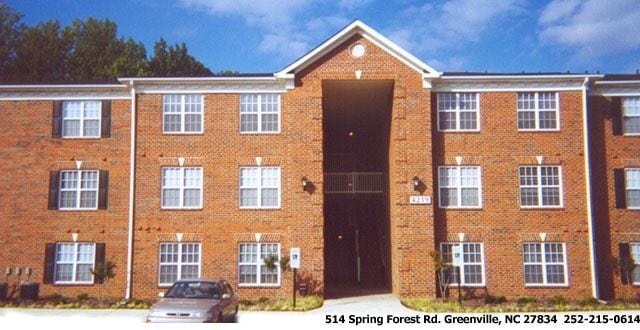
<box><xmin>146</xmin><ymin>278</ymin><xmax>239</xmax><ymax>323</ymax></box>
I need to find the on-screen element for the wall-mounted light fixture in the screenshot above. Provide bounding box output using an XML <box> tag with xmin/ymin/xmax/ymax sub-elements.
<box><xmin>302</xmin><ymin>176</ymin><xmax>308</xmax><ymax>191</ymax></box>
<box><xmin>412</xmin><ymin>176</ymin><xmax>421</xmax><ymax>191</ymax></box>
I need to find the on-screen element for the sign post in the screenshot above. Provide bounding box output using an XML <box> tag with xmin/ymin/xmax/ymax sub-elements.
<box><xmin>290</xmin><ymin>248</ymin><xmax>300</xmax><ymax>308</ymax></box>
<box><xmin>451</xmin><ymin>245</ymin><xmax>463</xmax><ymax>306</ymax></box>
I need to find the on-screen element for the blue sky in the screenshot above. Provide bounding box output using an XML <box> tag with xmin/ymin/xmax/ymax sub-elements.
<box><xmin>7</xmin><ymin>0</ymin><xmax>640</xmax><ymax>74</ymax></box>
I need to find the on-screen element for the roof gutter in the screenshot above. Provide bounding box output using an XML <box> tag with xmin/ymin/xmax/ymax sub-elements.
<box><xmin>582</xmin><ymin>76</ymin><xmax>599</xmax><ymax>299</ymax></box>
<box><xmin>124</xmin><ymin>80</ymin><xmax>136</xmax><ymax>300</ymax></box>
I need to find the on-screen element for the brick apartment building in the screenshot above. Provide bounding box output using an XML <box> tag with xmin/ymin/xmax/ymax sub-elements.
<box><xmin>0</xmin><ymin>21</ymin><xmax>638</xmax><ymax>301</ymax></box>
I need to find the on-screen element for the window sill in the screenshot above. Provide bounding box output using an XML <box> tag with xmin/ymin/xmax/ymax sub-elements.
<box><xmin>52</xmin><ymin>282</ymin><xmax>95</xmax><ymax>286</ymax></box>
<box><xmin>524</xmin><ymin>284</ymin><xmax>569</xmax><ymax>288</ymax></box>
<box><xmin>160</xmin><ymin>207</ymin><xmax>203</xmax><ymax>211</ymax></box>
<box><xmin>238</xmin><ymin>284</ymin><xmax>281</xmax><ymax>288</ymax></box>
<box><xmin>240</xmin><ymin>131</ymin><xmax>281</xmax><ymax>135</ymax></box>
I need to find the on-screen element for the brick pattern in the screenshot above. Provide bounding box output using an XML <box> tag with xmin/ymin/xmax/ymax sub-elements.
<box><xmin>1</xmin><ymin>35</ymin><xmax>638</xmax><ymax>302</ymax></box>
<box><xmin>0</xmin><ymin>99</ymin><xmax>130</xmax><ymax>298</ymax></box>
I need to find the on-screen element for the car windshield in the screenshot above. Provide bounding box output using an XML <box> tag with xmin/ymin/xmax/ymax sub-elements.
<box><xmin>165</xmin><ymin>281</ymin><xmax>220</xmax><ymax>299</ymax></box>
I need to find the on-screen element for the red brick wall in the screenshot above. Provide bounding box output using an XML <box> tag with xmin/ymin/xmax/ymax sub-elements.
<box><xmin>432</xmin><ymin>90</ymin><xmax>594</xmax><ymax>299</ymax></box>
<box><xmin>589</xmin><ymin>95</ymin><xmax>640</xmax><ymax>300</ymax></box>
<box><xmin>0</xmin><ymin>99</ymin><xmax>131</xmax><ymax>298</ymax></box>
<box><xmin>131</xmin><ymin>90</ymin><xmax>324</xmax><ymax>299</ymax></box>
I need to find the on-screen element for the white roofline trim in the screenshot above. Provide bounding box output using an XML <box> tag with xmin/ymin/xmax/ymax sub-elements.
<box><xmin>440</xmin><ymin>74</ymin><xmax>602</xmax><ymax>80</ymax></box>
<box><xmin>275</xmin><ymin>20</ymin><xmax>441</xmax><ymax>79</ymax></box>
<box><xmin>0</xmin><ymin>84</ymin><xmax>127</xmax><ymax>90</ymax></box>
<box><xmin>117</xmin><ymin>76</ymin><xmax>279</xmax><ymax>84</ymax></box>
<box><xmin>595</xmin><ymin>80</ymin><xmax>640</xmax><ymax>85</ymax></box>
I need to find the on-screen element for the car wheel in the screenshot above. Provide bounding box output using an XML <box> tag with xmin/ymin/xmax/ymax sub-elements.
<box><xmin>215</xmin><ymin>313</ymin><xmax>223</xmax><ymax>323</ymax></box>
<box><xmin>231</xmin><ymin>306</ymin><xmax>238</xmax><ymax>323</ymax></box>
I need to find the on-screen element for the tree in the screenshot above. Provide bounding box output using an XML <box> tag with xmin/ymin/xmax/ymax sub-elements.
<box><xmin>11</xmin><ymin>20</ymin><xmax>71</xmax><ymax>82</ymax></box>
<box><xmin>430</xmin><ymin>251</ymin><xmax>451</xmax><ymax>301</ymax></box>
<box><xmin>0</xmin><ymin>0</ymin><xmax>21</xmax><ymax>80</ymax></box>
<box><xmin>64</xmin><ymin>17</ymin><xmax>123</xmax><ymax>81</ymax></box>
<box><xmin>90</xmin><ymin>260</ymin><xmax>116</xmax><ymax>304</ymax></box>
<box><xmin>148</xmin><ymin>38</ymin><xmax>212</xmax><ymax>77</ymax></box>
<box><xmin>109</xmin><ymin>37</ymin><xmax>148</xmax><ymax>77</ymax></box>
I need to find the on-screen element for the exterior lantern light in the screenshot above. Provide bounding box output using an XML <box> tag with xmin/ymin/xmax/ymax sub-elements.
<box><xmin>413</xmin><ymin>176</ymin><xmax>420</xmax><ymax>191</ymax></box>
<box><xmin>302</xmin><ymin>176</ymin><xmax>308</xmax><ymax>191</ymax></box>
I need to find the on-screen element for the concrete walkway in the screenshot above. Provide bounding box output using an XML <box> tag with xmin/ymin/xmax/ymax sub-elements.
<box><xmin>0</xmin><ymin>294</ymin><xmax>413</xmax><ymax>326</ymax></box>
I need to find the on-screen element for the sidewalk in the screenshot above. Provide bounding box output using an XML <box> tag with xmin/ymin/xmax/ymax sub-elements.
<box><xmin>0</xmin><ymin>293</ymin><xmax>411</xmax><ymax>326</ymax></box>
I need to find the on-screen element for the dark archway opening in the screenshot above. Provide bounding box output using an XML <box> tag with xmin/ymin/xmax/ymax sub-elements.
<box><xmin>322</xmin><ymin>80</ymin><xmax>393</xmax><ymax>298</ymax></box>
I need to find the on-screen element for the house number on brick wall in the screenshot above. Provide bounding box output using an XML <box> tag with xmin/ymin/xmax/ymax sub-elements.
<box><xmin>409</xmin><ymin>195</ymin><xmax>432</xmax><ymax>205</ymax></box>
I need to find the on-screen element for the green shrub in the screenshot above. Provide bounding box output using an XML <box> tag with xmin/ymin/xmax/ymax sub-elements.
<box><xmin>484</xmin><ymin>295</ymin><xmax>506</xmax><ymax>304</ymax></box>
<box><xmin>77</xmin><ymin>293</ymin><xmax>90</xmax><ymax>301</ymax></box>
<box><xmin>258</xmin><ymin>297</ymin><xmax>270</xmax><ymax>304</ymax></box>
<box><xmin>516</xmin><ymin>296</ymin><xmax>537</xmax><ymax>304</ymax></box>
<box><xmin>549</xmin><ymin>295</ymin><xmax>567</xmax><ymax>305</ymax></box>
<box><xmin>578</xmin><ymin>297</ymin><xmax>599</xmax><ymax>306</ymax></box>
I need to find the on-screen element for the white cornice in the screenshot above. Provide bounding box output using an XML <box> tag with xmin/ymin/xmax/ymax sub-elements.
<box><xmin>0</xmin><ymin>84</ymin><xmax>130</xmax><ymax>100</ymax></box>
<box><xmin>275</xmin><ymin>20</ymin><xmax>441</xmax><ymax>83</ymax></box>
<box><xmin>433</xmin><ymin>75</ymin><xmax>594</xmax><ymax>92</ymax></box>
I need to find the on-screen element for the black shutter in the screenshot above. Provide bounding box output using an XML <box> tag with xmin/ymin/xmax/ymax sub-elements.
<box><xmin>48</xmin><ymin>170</ymin><xmax>60</xmax><ymax>210</ymax></box>
<box><xmin>613</xmin><ymin>169</ymin><xmax>627</xmax><ymax>209</ymax></box>
<box><xmin>94</xmin><ymin>243</ymin><xmax>106</xmax><ymax>284</ymax></box>
<box><xmin>52</xmin><ymin>101</ymin><xmax>62</xmax><ymax>138</ymax></box>
<box><xmin>612</xmin><ymin>97</ymin><xmax>623</xmax><ymax>136</ymax></box>
<box><xmin>98</xmin><ymin>170</ymin><xmax>109</xmax><ymax>209</ymax></box>
<box><xmin>43</xmin><ymin>243</ymin><xmax>56</xmax><ymax>284</ymax></box>
<box><xmin>101</xmin><ymin>100</ymin><xmax>111</xmax><ymax>138</ymax></box>
<box><xmin>619</xmin><ymin>242</ymin><xmax>631</xmax><ymax>285</ymax></box>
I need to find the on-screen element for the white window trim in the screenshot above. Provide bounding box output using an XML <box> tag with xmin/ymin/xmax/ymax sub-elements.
<box><xmin>630</xmin><ymin>243</ymin><xmax>640</xmax><ymax>285</ymax></box>
<box><xmin>437</xmin><ymin>92</ymin><xmax>480</xmax><ymax>132</ymax></box>
<box><xmin>517</xmin><ymin>92</ymin><xmax>560</xmax><ymax>131</ymax></box>
<box><xmin>157</xmin><ymin>242</ymin><xmax>202</xmax><ymax>287</ymax></box>
<box><xmin>58</xmin><ymin>170</ymin><xmax>99</xmax><ymax>210</ymax></box>
<box><xmin>237</xmin><ymin>242</ymin><xmax>281</xmax><ymax>287</ymax></box>
<box><xmin>62</xmin><ymin>100</ymin><xmax>101</xmax><ymax>138</ymax></box>
<box><xmin>238</xmin><ymin>166</ymin><xmax>281</xmax><ymax>209</ymax></box>
<box><xmin>622</xmin><ymin>96</ymin><xmax>640</xmax><ymax>136</ymax></box>
<box><xmin>440</xmin><ymin>242</ymin><xmax>486</xmax><ymax>287</ymax></box>
<box><xmin>162</xmin><ymin>94</ymin><xmax>204</xmax><ymax>134</ymax></box>
<box><xmin>54</xmin><ymin>242</ymin><xmax>96</xmax><ymax>284</ymax></box>
<box><xmin>519</xmin><ymin>165</ymin><xmax>564</xmax><ymax>208</ymax></box>
<box><xmin>239</xmin><ymin>93</ymin><xmax>281</xmax><ymax>134</ymax></box>
<box><xmin>522</xmin><ymin>242</ymin><xmax>569</xmax><ymax>287</ymax></box>
<box><xmin>160</xmin><ymin>167</ymin><xmax>203</xmax><ymax>209</ymax></box>
<box><xmin>438</xmin><ymin>166</ymin><xmax>482</xmax><ymax>209</ymax></box>
<box><xmin>626</xmin><ymin>168</ymin><xmax>640</xmax><ymax>209</ymax></box>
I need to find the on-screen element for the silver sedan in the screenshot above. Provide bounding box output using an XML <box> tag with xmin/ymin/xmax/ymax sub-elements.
<box><xmin>146</xmin><ymin>278</ymin><xmax>239</xmax><ymax>323</ymax></box>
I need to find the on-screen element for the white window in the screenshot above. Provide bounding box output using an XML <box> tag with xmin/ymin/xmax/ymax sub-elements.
<box><xmin>54</xmin><ymin>242</ymin><xmax>95</xmax><ymax>284</ymax></box>
<box><xmin>162</xmin><ymin>94</ymin><xmax>203</xmax><ymax>133</ymax></box>
<box><xmin>519</xmin><ymin>165</ymin><xmax>563</xmax><ymax>207</ymax></box>
<box><xmin>438</xmin><ymin>166</ymin><xmax>481</xmax><ymax>208</ymax></box>
<box><xmin>522</xmin><ymin>242</ymin><xmax>568</xmax><ymax>286</ymax></box>
<box><xmin>62</xmin><ymin>100</ymin><xmax>101</xmax><ymax>137</ymax></box>
<box><xmin>623</xmin><ymin>97</ymin><xmax>640</xmax><ymax>135</ymax></box>
<box><xmin>158</xmin><ymin>243</ymin><xmax>201</xmax><ymax>286</ymax></box>
<box><xmin>626</xmin><ymin>169</ymin><xmax>640</xmax><ymax>209</ymax></box>
<box><xmin>239</xmin><ymin>167</ymin><xmax>280</xmax><ymax>208</ymax></box>
<box><xmin>161</xmin><ymin>167</ymin><xmax>203</xmax><ymax>209</ymax></box>
<box><xmin>239</xmin><ymin>94</ymin><xmax>280</xmax><ymax>133</ymax></box>
<box><xmin>630</xmin><ymin>243</ymin><xmax>640</xmax><ymax>285</ymax></box>
<box><xmin>437</xmin><ymin>92</ymin><xmax>479</xmax><ymax>131</ymax></box>
<box><xmin>517</xmin><ymin>92</ymin><xmax>559</xmax><ymax>130</ymax></box>
<box><xmin>440</xmin><ymin>243</ymin><xmax>485</xmax><ymax>286</ymax></box>
<box><xmin>59</xmin><ymin>170</ymin><xmax>99</xmax><ymax>210</ymax></box>
<box><xmin>238</xmin><ymin>243</ymin><xmax>280</xmax><ymax>286</ymax></box>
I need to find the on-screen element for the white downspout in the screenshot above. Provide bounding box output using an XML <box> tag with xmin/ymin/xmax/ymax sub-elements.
<box><xmin>125</xmin><ymin>80</ymin><xmax>136</xmax><ymax>300</ymax></box>
<box><xmin>582</xmin><ymin>77</ymin><xmax>599</xmax><ymax>299</ymax></box>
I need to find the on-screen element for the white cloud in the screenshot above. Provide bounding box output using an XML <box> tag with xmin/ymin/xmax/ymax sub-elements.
<box><xmin>385</xmin><ymin>0</ymin><xmax>525</xmax><ymax>69</ymax></box>
<box><xmin>178</xmin><ymin>0</ymin><xmax>350</xmax><ymax>65</ymax></box>
<box><xmin>538</xmin><ymin>0</ymin><xmax>640</xmax><ymax>59</ymax></box>
<box><xmin>338</xmin><ymin>0</ymin><xmax>374</xmax><ymax>11</ymax></box>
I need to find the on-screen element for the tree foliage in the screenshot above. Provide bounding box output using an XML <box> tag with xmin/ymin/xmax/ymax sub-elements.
<box><xmin>0</xmin><ymin>1</ymin><xmax>214</xmax><ymax>82</ymax></box>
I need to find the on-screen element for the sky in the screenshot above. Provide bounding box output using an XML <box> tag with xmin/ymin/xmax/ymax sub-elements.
<box><xmin>6</xmin><ymin>0</ymin><xmax>640</xmax><ymax>74</ymax></box>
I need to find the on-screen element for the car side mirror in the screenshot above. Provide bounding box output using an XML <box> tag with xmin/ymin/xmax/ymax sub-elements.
<box><xmin>222</xmin><ymin>293</ymin><xmax>231</xmax><ymax>300</ymax></box>
<box><xmin>157</xmin><ymin>292</ymin><xmax>165</xmax><ymax>298</ymax></box>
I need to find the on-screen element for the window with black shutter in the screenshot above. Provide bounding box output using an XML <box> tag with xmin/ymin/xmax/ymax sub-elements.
<box><xmin>101</xmin><ymin>100</ymin><xmax>111</xmax><ymax>138</ymax></box>
<box><xmin>98</xmin><ymin>170</ymin><xmax>109</xmax><ymax>209</ymax></box>
<box><xmin>43</xmin><ymin>243</ymin><xmax>56</xmax><ymax>284</ymax></box>
<box><xmin>48</xmin><ymin>170</ymin><xmax>60</xmax><ymax>210</ymax></box>
<box><xmin>52</xmin><ymin>101</ymin><xmax>62</xmax><ymax>138</ymax></box>
<box><xmin>619</xmin><ymin>242</ymin><xmax>631</xmax><ymax>285</ymax></box>
<box><xmin>613</xmin><ymin>168</ymin><xmax>627</xmax><ymax>209</ymax></box>
<box><xmin>94</xmin><ymin>243</ymin><xmax>106</xmax><ymax>284</ymax></box>
<box><xmin>612</xmin><ymin>97</ymin><xmax>623</xmax><ymax>136</ymax></box>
